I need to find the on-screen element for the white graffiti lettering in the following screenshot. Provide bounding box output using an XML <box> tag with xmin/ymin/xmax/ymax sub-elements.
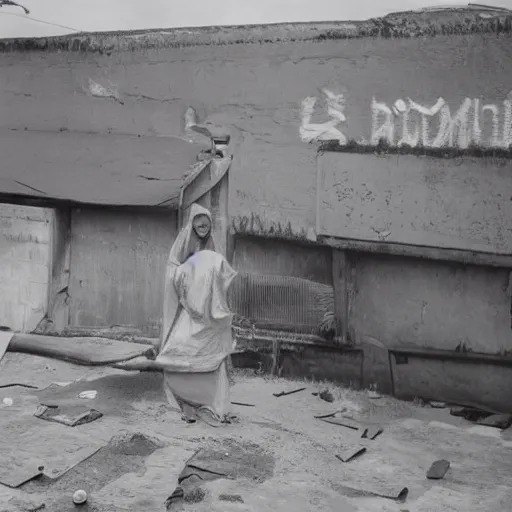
<box><xmin>300</xmin><ymin>90</ymin><xmax>512</xmax><ymax>149</ymax></box>
<box><xmin>371</xmin><ymin>95</ymin><xmax>512</xmax><ymax>149</ymax></box>
<box><xmin>299</xmin><ymin>89</ymin><xmax>347</xmax><ymax>144</ymax></box>
<box><xmin>371</xmin><ymin>98</ymin><xmax>394</xmax><ymax>145</ymax></box>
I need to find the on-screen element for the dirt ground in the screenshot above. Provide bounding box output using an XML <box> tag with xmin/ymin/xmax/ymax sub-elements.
<box><xmin>1</xmin><ymin>352</ymin><xmax>512</xmax><ymax>512</ymax></box>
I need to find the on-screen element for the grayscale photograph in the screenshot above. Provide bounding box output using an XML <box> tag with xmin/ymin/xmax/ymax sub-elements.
<box><xmin>0</xmin><ymin>0</ymin><xmax>511</xmax><ymax>510</ymax></box>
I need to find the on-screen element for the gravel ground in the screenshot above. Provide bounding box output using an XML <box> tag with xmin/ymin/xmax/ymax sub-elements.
<box><xmin>1</xmin><ymin>353</ymin><xmax>511</xmax><ymax>512</ymax></box>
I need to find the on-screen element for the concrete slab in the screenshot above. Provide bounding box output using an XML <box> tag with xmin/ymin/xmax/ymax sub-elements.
<box><xmin>1</xmin><ymin>354</ymin><xmax>512</xmax><ymax>512</ymax></box>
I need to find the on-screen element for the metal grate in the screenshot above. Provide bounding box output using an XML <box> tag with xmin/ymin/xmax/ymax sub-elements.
<box><xmin>228</xmin><ymin>272</ymin><xmax>334</xmax><ymax>332</ymax></box>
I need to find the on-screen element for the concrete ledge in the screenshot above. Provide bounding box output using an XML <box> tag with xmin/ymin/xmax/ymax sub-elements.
<box><xmin>390</xmin><ymin>350</ymin><xmax>512</xmax><ymax>413</ymax></box>
<box><xmin>278</xmin><ymin>343</ymin><xmax>363</xmax><ymax>388</ymax></box>
<box><xmin>0</xmin><ymin>8</ymin><xmax>510</xmax><ymax>53</ymax></box>
<box><xmin>233</xmin><ymin>331</ymin><xmax>363</xmax><ymax>387</ymax></box>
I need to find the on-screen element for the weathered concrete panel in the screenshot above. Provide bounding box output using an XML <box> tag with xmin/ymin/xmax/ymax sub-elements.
<box><xmin>318</xmin><ymin>152</ymin><xmax>512</xmax><ymax>254</ymax></box>
<box><xmin>279</xmin><ymin>345</ymin><xmax>363</xmax><ymax>388</ymax></box>
<box><xmin>232</xmin><ymin>236</ymin><xmax>332</xmax><ymax>284</ymax></box>
<box><xmin>351</xmin><ymin>253</ymin><xmax>512</xmax><ymax>354</ymax></box>
<box><xmin>0</xmin><ymin>204</ymin><xmax>52</xmax><ymax>331</ymax></box>
<box><xmin>68</xmin><ymin>208</ymin><xmax>177</xmax><ymax>336</ymax></box>
<box><xmin>391</xmin><ymin>355</ymin><xmax>512</xmax><ymax>413</ymax></box>
<box><xmin>0</xmin><ymin>129</ymin><xmax>203</xmax><ymax>207</ymax></box>
<box><xmin>1</xmin><ymin>33</ymin><xmax>510</xmax><ymax>237</ymax></box>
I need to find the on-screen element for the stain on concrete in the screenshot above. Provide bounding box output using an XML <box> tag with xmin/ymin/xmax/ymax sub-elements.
<box><xmin>232</xmin><ymin>214</ymin><xmax>311</xmax><ymax>242</ymax></box>
<box><xmin>35</xmin><ymin>373</ymin><xmax>166</xmax><ymax>417</ymax></box>
<box><xmin>180</xmin><ymin>438</ymin><xmax>275</xmax><ymax>484</ymax></box>
<box><xmin>319</xmin><ymin>139</ymin><xmax>512</xmax><ymax>159</ymax></box>
<box><xmin>21</xmin><ymin>433</ymin><xmax>164</xmax><ymax>511</ymax></box>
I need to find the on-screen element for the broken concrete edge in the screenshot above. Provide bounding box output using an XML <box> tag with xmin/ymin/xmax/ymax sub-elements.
<box><xmin>0</xmin><ymin>8</ymin><xmax>510</xmax><ymax>53</ymax></box>
<box><xmin>35</xmin><ymin>328</ymin><xmax>160</xmax><ymax>348</ymax></box>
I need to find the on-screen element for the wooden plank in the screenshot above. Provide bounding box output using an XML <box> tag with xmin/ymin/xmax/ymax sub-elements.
<box><xmin>8</xmin><ymin>333</ymin><xmax>155</xmax><ymax>365</ymax></box>
<box><xmin>181</xmin><ymin>156</ymin><xmax>231</xmax><ymax>211</ymax></box>
<box><xmin>332</xmin><ymin>249</ymin><xmax>349</xmax><ymax>343</ymax></box>
<box><xmin>0</xmin><ymin>330</ymin><xmax>13</xmax><ymax>364</ymax></box>
<box><xmin>318</xmin><ymin>153</ymin><xmax>512</xmax><ymax>258</ymax></box>
<box><xmin>46</xmin><ymin>207</ymin><xmax>71</xmax><ymax>332</ymax></box>
<box><xmin>67</xmin><ymin>208</ymin><xmax>176</xmax><ymax>337</ymax></box>
<box><xmin>210</xmin><ymin>172</ymin><xmax>230</xmax><ymax>258</ymax></box>
<box><xmin>509</xmin><ymin>271</ymin><xmax>512</xmax><ymax>330</ymax></box>
<box><xmin>321</xmin><ymin>235</ymin><xmax>512</xmax><ymax>270</ymax></box>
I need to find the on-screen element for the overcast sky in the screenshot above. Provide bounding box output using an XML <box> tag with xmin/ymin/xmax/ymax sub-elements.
<box><xmin>0</xmin><ymin>0</ymin><xmax>511</xmax><ymax>38</ymax></box>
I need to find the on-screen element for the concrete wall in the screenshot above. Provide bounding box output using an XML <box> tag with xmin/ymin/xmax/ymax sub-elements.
<box><xmin>68</xmin><ymin>207</ymin><xmax>177</xmax><ymax>337</ymax></box>
<box><xmin>232</xmin><ymin>236</ymin><xmax>332</xmax><ymax>284</ymax></box>
<box><xmin>1</xmin><ymin>24</ymin><xmax>512</xmax><ymax>408</ymax></box>
<box><xmin>318</xmin><ymin>153</ymin><xmax>512</xmax><ymax>255</ymax></box>
<box><xmin>0</xmin><ymin>31</ymin><xmax>510</xmax><ymax>243</ymax></box>
<box><xmin>0</xmin><ymin>204</ymin><xmax>52</xmax><ymax>331</ymax></box>
<box><xmin>351</xmin><ymin>253</ymin><xmax>512</xmax><ymax>354</ymax></box>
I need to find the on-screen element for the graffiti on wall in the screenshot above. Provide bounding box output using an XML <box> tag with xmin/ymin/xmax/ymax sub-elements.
<box><xmin>300</xmin><ymin>89</ymin><xmax>347</xmax><ymax>144</ymax></box>
<box><xmin>300</xmin><ymin>90</ymin><xmax>512</xmax><ymax>149</ymax></box>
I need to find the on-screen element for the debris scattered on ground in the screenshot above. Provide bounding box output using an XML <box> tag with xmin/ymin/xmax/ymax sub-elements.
<box><xmin>426</xmin><ymin>459</ymin><xmax>450</xmax><ymax>480</ymax></box>
<box><xmin>273</xmin><ymin>387</ymin><xmax>306</xmax><ymax>397</ymax></box>
<box><xmin>476</xmin><ymin>413</ymin><xmax>512</xmax><ymax>429</ymax></box>
<box><xmin>361</xmin><ymin>425</ymin><xmax>383</xmax><ymax>440</ymax></box>
<box><xmin>20</xmin><ymin>432</ymin><xmax>163</xmax><ymax>510</ymax></box>
<box><xmin>0</xmin><ymin>455</ymin><xmax>44</xmax><ymax>488</ymax></box>
<box><xmin>314</xmin><ymin>409</ymin><xmax>347</xmax><ymax>419</ymax></box>
<box><xmin>0</xmin><ymin>330</ymin><xmax>13</xmax><ymax>364</ymax></box>
<box><xmin>231</xmin><ymin>401</ymin><xmax>255</xmax><ymax>407</ymax></box>
<box><xmin>450</xmin><ymin>406</ymin><xmax>490</xmax><ymax>422</ymax></box>
<box><xmin>0</xmin><ymin>417</ymin><xmax>104</xmax><ymax>481</ymax></box>
<box><xmin>319</xmin><ymin>416</ymin><xmax>360</xmax><ymax>430</ymax></box>
<box><xmin>78</xmin><ymin>390</ymin><xmax>97</xmax><ymax>400</ymax></box>
<box><xmin>429</xmin><ymin>401</ymin><xmax>446</xmax><ymax>408</ymax></box>
<box><xmin>319</xmin><ymin>389</ymin><xmax>334</xmax><ymax>403</ymax></box>
<box><xmin>178</xmin><ymin>439</ymin><xmax>274</xmax><ymax>488</ymax></box>
<box><xmin>6</xmin><ymin>496</ymin><xmax>46</xmax><ymax>512</ymax></box>
<box><xmin>0</xmin><ymin>383</ymin><xmax>38</xmax><ymax>389</ymax></box>
<box><xmin>34</xmin><ymin>405</ymin><xmax>103</xmax><ymax>427</ymax></box>
<box><xmin>367</xmin><ymin>390</ymin><xmax>382</xmax><ymax>399</ymax></box>
<box><xmin>222</xmin><ymin>413</ymin><xmax>239</xmax><ymax>425</ymax></box>
<box><xmin>184</xmin><ymin>487</ymin><xmax>207</xmax><ymax>504</ymax></box>
<box><xmin>336</xmin><ymin>445</ymin><xmax>367</xmax><ymax>463</ymax></box>
<box><xmin>219</xmin><ymin>494</ymin><xmax>244</xmax><ymax>503</ymax></box>
<box><xmin>165</xmin><ymin>486</ymin><xmax>184</xmax><ymax>510</ymax></box>
<box><xmin>72</xmin><ymin>489</ymin><xmax>88</xmax><ymax>505</ymax></box>
<box><xmin>335</xmin><ymin>484</ymin><xmax>409</xmax><ymax>502</ymax></box>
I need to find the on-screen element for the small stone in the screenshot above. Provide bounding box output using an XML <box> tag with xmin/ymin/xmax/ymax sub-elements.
<box><xmin>450</xmin><ymin>406</ymin><xmax>490</xmax><ymax>422</ymax></box>
<box><xmin>72</xmin><ymin>489</ymin><xmax>88</xmax><ymax>505</ymax></box>
<box><xmin>219</xmin><ymin>494</ymin><xmax>244</xmax><ymax>503</ymax></box>
<box><xmin>429</xmin><ymin>401</ymin><xmax>446</xmax><ymax>409</ymax></box>
<box><xmin>476</xmin><ymin>414</ymin><xmax>512</xmax><ymax>430</ymax></box>
<box><xmin>319</xmin><ymin>389</ymin><xmax>334</xmax><ymax>403</ymax></box>
<box><xmin>426</xmin><ymin>459</ymin><xmax>450</xmax><ymax>480</ymax></box>
<box><xmin>361</xmin><ymin>425</ymin><xmax>383</xmax><ymax>440</ymax></box>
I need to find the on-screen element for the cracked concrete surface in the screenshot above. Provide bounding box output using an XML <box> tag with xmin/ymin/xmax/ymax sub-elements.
<box><xmin>0</xmin><ymin>352</ymin><xmax>511</xmax><ymax>511</ymax></box>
